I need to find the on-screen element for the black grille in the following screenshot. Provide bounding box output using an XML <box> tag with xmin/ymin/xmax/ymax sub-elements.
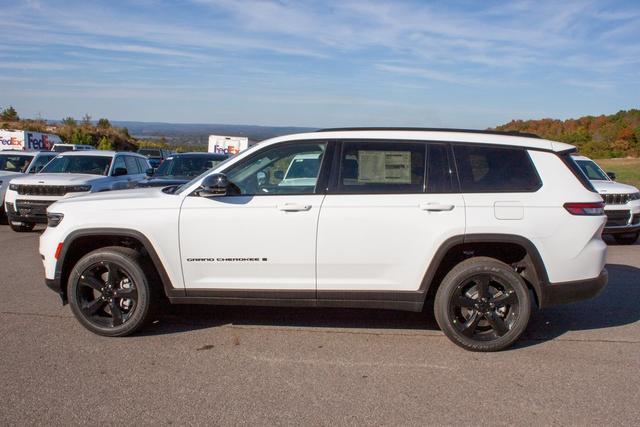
<box><xmin>605</xmin><ymin>210</ymin><xmax>631</xmax><ymax>227</ymax></box>
<box><xmin>15</xmin><ymin>185</ymin><xmax>70</xmax><ymax>196</ymax></box>
<box><xmin>15</xmin><ymin>199</ymin><xmax>55</xmax><ymax>218</ymax></box>
<box><xmin>602</xmin><ymin>193</ymin><xmax>630</xmax><ymax>205</ymax></box>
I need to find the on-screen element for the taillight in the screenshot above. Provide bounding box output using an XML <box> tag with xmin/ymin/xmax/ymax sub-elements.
<box><xmin>563</xmin><ymin>202</ymin><xmax>605</xmax><ymax>216</ymax></box>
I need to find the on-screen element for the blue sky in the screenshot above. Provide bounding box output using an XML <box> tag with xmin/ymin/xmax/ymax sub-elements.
<box><xmin>1</xmin><ymin>0</ymin><xmax>639</xmax><ymax>128</ymax></box>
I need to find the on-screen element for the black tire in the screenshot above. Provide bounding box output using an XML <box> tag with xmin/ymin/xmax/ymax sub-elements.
<box><xmin>9</xmin><ymin>220</ymin><xmax>36</xmax><ymax>232</ymax></box>
<box><xmin>68</xmin><ymin>246</ymin><xmax>155</xmax><ymax>337</ymax></box>
<box><xmin>434</xmin><ymin>257</ymin><xmax>531</xmax><ymax>352</ymax></box>
<box><xmin>613</xmin><ymin>232</ymin><xmax>639</xmax><ymax>245</ymax></box>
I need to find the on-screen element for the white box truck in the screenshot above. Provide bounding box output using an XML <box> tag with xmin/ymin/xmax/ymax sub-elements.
<box><xmin>0</xmin><ymin>129</ymin><xmax>62</xmax><ymax>151</ymax></box>
<box><xmin>208</xmin><ymin>135</ymin><xmax>250</xmax><ymax>156</ymax></box>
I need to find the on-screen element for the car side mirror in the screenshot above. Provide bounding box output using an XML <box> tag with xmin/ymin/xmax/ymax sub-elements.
<box><xmin>199</xmin><ymin>173</ymin><xmax>231</xmax><ymax>197</ymax></box>
<box><xmin>146</xmin><ymin>168</ymin><xmax>155</xmax><ymax>176</ymax></box>
<box><xmin>606</xmin><ymin>172</ymin><xmax>616</xmax><ymax>180</ymax></box>
<box><xmin>113</xmin><ymin>167</ymin><xmax>128</xmax><ymax>176</ymax></box>
<box><xmin>274</xmin><ymin>170</ymin><xmax>284</xmax><ymax>180</ymax></box>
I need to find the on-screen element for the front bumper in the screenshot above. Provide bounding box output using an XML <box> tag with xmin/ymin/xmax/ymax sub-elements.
<box><xmin>540</xmin><ymin>269</ymin><xmax>608</xmax><ymax>308</ymax></box>
<box><xmin>5</xmin><ymin>200</ymin><xmax>52</xmax><ymax>224</ymax></box>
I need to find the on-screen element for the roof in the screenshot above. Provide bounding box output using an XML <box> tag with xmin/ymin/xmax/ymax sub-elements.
<box><xmin>56</xmin><ymin>150</ymin><xmax>146</xmax><ymax>158</ymax></box>
<box><xmin>317</xmin><ymin>127</ymin><xmax>542</xmax><ymax>139</ymax></box>
<box><xmin>168</xmin><ymin>152</ymin><xmax>228</xmax><ymax>157</ymax></box>
<box><xmin>0</xmin><ymin>150</ymin><xmax>37</xmax><ymax>156</ymax></box>
<box><xmin>262</xmin><ymin>129</ymin><xmax>574</xmax><ymax>152</ymax></box>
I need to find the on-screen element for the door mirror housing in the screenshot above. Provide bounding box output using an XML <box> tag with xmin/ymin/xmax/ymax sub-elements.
<box><xmin>200</xmin><ymin>173</ymin><xmax>231</xmax><ymax>197</ymax></box>
<box><xmin>606</xmin><ymin>171</ymin><xmax>616</xmax><ymax>180</ymax></box>
<box><xmin>113</xmin><ymin>167</ymin><xmax>128</xmax><ymax>176</ymax></box>
<box><xmin>146</xmin><ymin>168</ymin><xmax>155</xmax><ymax>176</ymax></box>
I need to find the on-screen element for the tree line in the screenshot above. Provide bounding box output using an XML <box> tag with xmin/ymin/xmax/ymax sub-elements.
<box><xmin>493</xmin><ymin>109</ymin><xmax>640</xmax><ymax>158</ymax></box>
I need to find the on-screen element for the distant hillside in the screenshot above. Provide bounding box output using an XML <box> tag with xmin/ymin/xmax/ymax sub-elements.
<box><xmin>113</xmin><ymin>121</ymin><xmax>316</xmax><ymax>146</ymax></box>
<box><xmin>493</xmin><ymin>109</ymin><xmax>640</xmax><ymax>158</ymax></box>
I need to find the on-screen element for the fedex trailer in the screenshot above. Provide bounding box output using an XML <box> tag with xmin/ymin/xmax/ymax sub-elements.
<box><xmin>0</xmin><ymin>129</ymin><xmax>62</xmax><ymax>151</ymax></box>
<box><xmin>208</xmin><ymin>135</ymin><xmax>251</xmax><ymax>156</ymax></box>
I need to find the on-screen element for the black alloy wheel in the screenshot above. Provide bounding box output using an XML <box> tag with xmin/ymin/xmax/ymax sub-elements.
<box><xmin>435</xmin><ymin>257</ymin><xmax>531</xmax><ymax>352</ymax></box>
<box><xmin>68</xmin><ymin>247</ymin><xmax>154</xmax><ymax>336</ymax></box>
<box><xmin>76</xmin><ymin>261</ymin><xmax>138</xmax><ymax>328</ymax></box>
<box><xmin>449</xmin><ymin>274</ymin><xmax>519</xmax><ymax>340</ymax></box>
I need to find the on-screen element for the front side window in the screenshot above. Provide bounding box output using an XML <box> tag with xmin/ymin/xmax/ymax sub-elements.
<box><xmin>337</xmin><ymin>141</ymin><xmax>425</xmax><ymax>193</ymax></box>
<box><xmin>575</xmin><ymin>159</ymin><xmax>609</xmax><ymax>181</ymax></box>
<box><xmin>453</xmin><ymin>145</ymin><xmax>541</xmax><ymax>193</ymax></box>
<box><xmin>224</xmin><ymin>142</ymin><xmax>326</xmax><ymax>195</ymax></box>
<box><xmin>0</xmin><ymin>154</ymin><xmax>32</xmax><ymax>172</ymax></box>
<box><xmin>41</xmin><ymin>155</ymin><xmax>112</xmax><ymax>175</ymax></box>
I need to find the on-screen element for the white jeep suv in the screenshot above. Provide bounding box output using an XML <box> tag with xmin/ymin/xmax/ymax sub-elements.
<box><xmin>5</xmin><ymin>151</ymin><xmax>150</xmax><ymax>232</ymax></box>
<box><xmin>572</xmin><ymin>155</ymin><xmax>640</xmax><ymax>245</ymax></box>
<box><xmin>39</xmin><ymin>128</ymin><xmax>608</xmax><ymax>351</ymax></box>
<box><xmin>0</xmin><ymin>150</ymin><xmax>58</xmax><ymax>221</ymax></box>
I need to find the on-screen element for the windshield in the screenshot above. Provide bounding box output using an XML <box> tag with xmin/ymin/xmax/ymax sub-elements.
<box><xmin>41</xmin><ymin>155</ymin><xmax>112</xmax><ymax>175</ymax></box>
<box><xmin>0</xmin><ymin>154</ymin><xmax>32</xmax><ymax>172</ymax></box>
<box><xmin>53</xmin><ymin>145</ymin><xmax>76</xmax><ymax>152</ymax></box>
<box><xmin>576</xmin><ymin>159</ymin><xmax>609</xmax><ymax>181</ymax></box>
<box><xmin>155</xmin><ymin>156</ymin><xmax>226</xmax><ymax>178</ymax></box>
<box><xmin>175</xmin><ymin>155</ymin><xmax>236</xmax><ymax>194</ymax></box>
<box><xmin>139</xmin><ymin>149</ymin><xmax>161</xmax><ymax>157</ymax></box>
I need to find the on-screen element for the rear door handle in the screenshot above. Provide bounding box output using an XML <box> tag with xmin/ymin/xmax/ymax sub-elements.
<box><xmin>420</xmin><ymin>203</ymin><xmax>455</xmax><ymax>212</ymax></box>
<box><xmin>278</xmin><ymin>203</ymin><xmax>312</xmax><ymax>212</ymax></box>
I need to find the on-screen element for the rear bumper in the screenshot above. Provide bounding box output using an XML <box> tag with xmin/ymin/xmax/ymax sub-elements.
<box><xmin>540</xmin><ymin>269</ymin><xmax>608</xmax><ymax>308</ymax></box>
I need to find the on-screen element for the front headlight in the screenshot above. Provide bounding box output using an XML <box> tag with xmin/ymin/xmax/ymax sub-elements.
<box><xmin>47</xmin><ymin>212</ymin><xmax>64</xmax><ymax>227</ymax></box>
<box><xmin>630</xmin><ymin>192</ymin><xmax>640</xmax><ymax>201</ymax></box>
<box><xmin>9</xmin><ymin>183</ymin><xmax>18</xmax><ymax>191</ymax></box>
<box><xmin>67</xmin><ymin>185</ymin><xmax>91</xmax><ymax>192</ymax></box>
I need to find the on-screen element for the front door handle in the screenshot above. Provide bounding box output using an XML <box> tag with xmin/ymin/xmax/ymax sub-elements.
<box><xmin>278</xmin><ymin>203</ymin><xmax>312</xmax><ymax>212</ymax></box>
<box><xmin>420</xmin><ymin>202</ymin><xmax>455</xmax><ymax>212</ymax></box>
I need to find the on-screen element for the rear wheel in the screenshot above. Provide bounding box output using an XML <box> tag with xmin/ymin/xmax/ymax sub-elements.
<box><xmin>434</xmin><ymin>257</ymin><xmax>531</xmax><ymax>352</ymax></box>
<box><xmin>613</xmin><ymin>232</ymin><xmax>639</xmax><ymax>245</ymax></box>
<box><xmin>9</xmin><ymin>220</ymin><xmax>35</xmax><ymax>232</ymax></box>
<box><xmin>68</xmin><ymin>247</ymin><xmax>155</xmax><ymax>337</ymax></box>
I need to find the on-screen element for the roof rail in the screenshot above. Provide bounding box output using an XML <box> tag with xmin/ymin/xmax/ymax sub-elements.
<box><xmin>314</xmin><ymin>127</ymin><xmax>542</xmax><ymax>139</ymax></box>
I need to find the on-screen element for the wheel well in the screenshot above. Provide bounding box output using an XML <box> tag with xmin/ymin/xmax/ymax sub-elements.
<box><xmin>425</xmin><ymin>241</ymin><xmax>543</xmax><ymax>306</ymax></box>
<box><xmin>59</xmin><ymin>235</ymin><xmax>161</xmax><ymax>302</ymax></box>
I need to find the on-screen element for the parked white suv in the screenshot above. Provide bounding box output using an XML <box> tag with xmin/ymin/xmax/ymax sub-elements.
<box><xmin>5</xmin><ymin>151</ymin><xmax>150</xmax><ymax>232</ymax></box>
<box><xmin>0</xmin><ymin>150</ymin><xmax>57</xmax><ymax>221</ymax></box>
<box><xmin>572</xmin><ymin>155</ymin><xmax>640</xmax><ymax>245</ymax></box>
<box><xmin>40</xmin><ymin>129</ymin><xmax>608</xmax><ymax>351</ymax></box>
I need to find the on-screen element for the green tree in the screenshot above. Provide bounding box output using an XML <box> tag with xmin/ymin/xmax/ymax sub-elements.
<box><xmin>97</xmin><ymin>118</ymin><xmax>111</xmax><ymax>129</ymax></box>
<box><xmin>1</xmin><ymin>106</ymin><xmax>19</xmax><ymax>122</ymax></box>
<box><xmin>61</xmin><ymin>117</ymin><xmax>77</xmax><ymax>126</ymax></box>
<box><xmin>81</xmin><ymin>113</ymin><xmax>92</xmax><ymax>127</ymax></box>
<box><xmin>71</xmin><ymin>128</ymin><xmax>93</xmax><ymax>146</ymax></box>
<box><xmin>96</xmin><ymin>136</ymin><xmax>114</xmax><ymax>150</ymax></box>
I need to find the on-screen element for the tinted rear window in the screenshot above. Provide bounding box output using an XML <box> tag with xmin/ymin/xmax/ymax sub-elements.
<box><xmin>453</xmin><ymin>145</ymin><xmax>541</xmax><ymax>193</ymax></box>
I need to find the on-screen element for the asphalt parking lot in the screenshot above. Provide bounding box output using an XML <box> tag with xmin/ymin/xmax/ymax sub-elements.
<box><xmin>1</xmin><ymin>225</ymin><xmax>639</xmax><ymax>425</ymax></box>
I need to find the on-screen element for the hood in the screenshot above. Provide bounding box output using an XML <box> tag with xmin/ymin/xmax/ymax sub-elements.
<box><xmin>53</xmin><ymin>186</ymin><xmax>166</xmax><ymax>206</ymax></box>
<box><xmin>0</xmin><ymin>171</ymin><xmax>21</xmax><ymax>178</ymax></box>
<box><xmin>9</xmin><ymin>173</ymin><xmax>105</xmax><ymax>186</ymax></box>
<box><xmin>137</xmin><ymin>176</ymin><xmax>190</xmax><ymax>187</ymax></box>
<box><xmin>591</xmin><ymin>180</ymin><xmax>638</xmax><ymax>194</ymax></box>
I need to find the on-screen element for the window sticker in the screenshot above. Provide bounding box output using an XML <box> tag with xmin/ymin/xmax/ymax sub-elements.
<box><xmin>357</xmin><ymin>151</ymin><xmax>411</xmax><ymax>184</ymax></box>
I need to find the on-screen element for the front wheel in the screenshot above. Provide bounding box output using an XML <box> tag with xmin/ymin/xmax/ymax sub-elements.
<box><xmin>68</xmin><ymin>247</ymin><xmax>155</xmax><ymax>336</ymax></box>
<box><xmin>9</xmin><ymin>220</ymin><xmax>35</xmax><ymax>232</ymax></box>
<box><xmin>434</xmin><ymin>257</ymin><xmax>531</xmax><ymax>352</ymax></box>
<box><xmin>613</xmin><ymin>232</ymin><xmax>639</xmax><ymax>245</ymax></box>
